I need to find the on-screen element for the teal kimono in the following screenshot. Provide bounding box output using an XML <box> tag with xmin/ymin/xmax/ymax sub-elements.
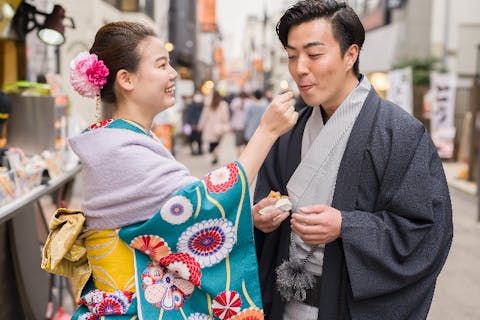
<box><xmin>120</xmin><ymin>161</ymin><xmax>264</xmax><ymax>319</ymax></box>
<box><xmin>71</xmin><ymin>118</ymin><xmax>263</xmax><ymax>320</ymax></box>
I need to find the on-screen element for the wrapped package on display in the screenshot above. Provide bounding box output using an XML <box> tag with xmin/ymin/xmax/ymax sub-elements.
<box><xmin>0</xmin><ymin>167</ymin><xmax>18</xmax><ymax>205</ymax></box>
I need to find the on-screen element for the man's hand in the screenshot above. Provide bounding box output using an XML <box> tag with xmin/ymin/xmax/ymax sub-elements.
<box><xmin>290</xmin><ymin>205</ymin><xmax>342</xmax><ymax>245</ymax></box>
<box><xmin>253</xmin><ymin>197</ymin><xmax>290</xmax><ymax>233</ymax></box>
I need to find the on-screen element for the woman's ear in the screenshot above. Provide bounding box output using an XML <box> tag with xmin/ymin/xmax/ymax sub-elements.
<box><xmin>116</xmin><ymin>69</ymin><xmax>135</xmax><ymax>92</ymax></box>
<box><xmin>344</xmin><ymin>44</ymin><xmax>359</xmax><ymax>71</ymax></box>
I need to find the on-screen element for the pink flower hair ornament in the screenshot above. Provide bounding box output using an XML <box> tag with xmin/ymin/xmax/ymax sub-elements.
<box><xmin>70</xmin><ymin>51</ymin><xmax>109</xmax><ymax>98</ymax></box>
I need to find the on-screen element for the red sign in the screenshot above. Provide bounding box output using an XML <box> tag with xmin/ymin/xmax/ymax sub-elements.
<box><xmin>198</xmin><ymin>0</ymin><xmax>217</xmax><ymax>32</ymax></box>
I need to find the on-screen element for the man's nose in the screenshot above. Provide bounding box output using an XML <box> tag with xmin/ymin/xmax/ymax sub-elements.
<box><xmin>295</xmin><ymin>55</ymin><xmax>309</xmax><ymax>76</ymax></box>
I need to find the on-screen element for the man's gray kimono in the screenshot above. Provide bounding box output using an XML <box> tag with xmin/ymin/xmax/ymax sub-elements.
<box><xmin>254</xmin><ymin>87</ymin><xmax>453</xmax><ymax>320</ymax></box>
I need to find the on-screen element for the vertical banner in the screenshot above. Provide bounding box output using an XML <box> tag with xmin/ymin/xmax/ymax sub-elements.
<box><xmin>198</xmin><ymin>0</ymin><xmax>217</xmax><ymax>32</ymax></box>
<box><xmin>430</xmin><ymin>72</ymin><xmax>457</xmax><ymax>159</ymax></box>
<box><xmin>387</xmin><ymin>67</ymin><xmax>413</xmax><ymax>114</ymax></box>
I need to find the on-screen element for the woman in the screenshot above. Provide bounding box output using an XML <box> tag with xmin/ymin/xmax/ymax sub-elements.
<box><xmin>41</xmin><ymin>22</ymin><xmax>297</xmax><ymax>319</ymax></box>
<box><xmin>229</xmin><ymin>91</ymin><xmax>249</xmax><ymax>157</ymax></box>
<box><xmin>198</xmin><ymin>90</ymin><xmax>230</xmax><ymax>165</ymax></box>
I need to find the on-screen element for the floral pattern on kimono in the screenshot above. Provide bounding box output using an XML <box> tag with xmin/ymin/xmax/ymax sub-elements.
<box><xmin>118</xmin><ymin>161</ymin><xmax>263</xmax><ymax>320</ymax></box>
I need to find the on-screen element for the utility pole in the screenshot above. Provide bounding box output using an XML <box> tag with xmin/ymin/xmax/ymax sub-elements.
<box><xmin>474</xmin><ymin>45</ymin><xmax>480</xmax><ymax>222</ymax></box>
<box><xmin>441</xmin><ymin>0</ymin><xmax>450</xmax><ymax>70</ymax></box>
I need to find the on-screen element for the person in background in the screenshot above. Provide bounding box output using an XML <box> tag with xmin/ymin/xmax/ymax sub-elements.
<box><xmin>264</xmin><ymin>88</ymin><xmax>273</xmax><ymax>103</ymax></box>
<box><xmin>252</xmin><ymin>1</ymin><xmax>453</xmax><ymax>319</ymax></box>
<box><xmin>41</xmin><ymin>21</ymin><xmax>298</xmax><ymax>319</ymax></box>
<box><xmin>0</xmin><ymin>90</ymin><xmax>12</xmax><ymax>147</ymax></box>
<box><xmin>181</xmin><ymin>95</ymin><xmax>192</xmax><ymax>138</ymax></box>
<box><xmin>244</xmin><ymin>89</ymin><xmax>268</xmax><ymax>143</ymax></box>
<box><xmin>198</xmin><ymin>90</ymin><xmax>230</xmax><ymax>165</ymax></box>
<box><xmin>185</xmin><ymin>92</ymin><xmax>204</xmax><ymax>155</ymax></box>
<box><xmin>229</xmin><ymin>91</ymin><xmax>249</xmax><ymax>156</ymax></box>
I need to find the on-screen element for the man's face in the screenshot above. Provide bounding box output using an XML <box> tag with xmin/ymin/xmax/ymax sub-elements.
<box><xmin>286</xmin><ymin>18</ymin><xmax>353</xmax><ymax>109</ymax></box>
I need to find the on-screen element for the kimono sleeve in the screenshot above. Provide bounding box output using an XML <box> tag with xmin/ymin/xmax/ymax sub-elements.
<box><xmin>254</xmin><ymin>139</ymin><xmax>284</xmax><ymax>204</ymax></box>
<box><xmin>119</xmin><ymin>161</ymin><xmax>264</xmax><ymax>319</ymax></box>
<box><xmin>253</xmin><ymin>139</ymin><xmax>285</xmax><ymax>255</ymax></box>
<box><xmin>340</xmin><ymin>131</ymin><xmax>453</xmax><ymax>300</ymax></box>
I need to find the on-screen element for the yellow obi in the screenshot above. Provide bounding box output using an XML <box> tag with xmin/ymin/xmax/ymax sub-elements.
<box><xmin>42</xmin><ymin>209</ymin><xmax>136</xmax><ymax>301</ymax></box>
<box><xmin>84</xmin><ymin>229</ymin><xmax>136</xmax><ymax>293</ymax></box>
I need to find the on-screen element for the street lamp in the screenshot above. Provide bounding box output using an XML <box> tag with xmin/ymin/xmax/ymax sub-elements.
<box><xmin>165</xmin><ymin>42</ymin><xmax>175</xmax><ymax>52</ymax></box>
<box><xmin>12</xmin><ymin>2</ymin><xmax>75</xmax><ymax>46</ymax></box>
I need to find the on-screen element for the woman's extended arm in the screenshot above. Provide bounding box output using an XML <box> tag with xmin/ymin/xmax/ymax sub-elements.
<box><xmin>238</xmin><ymin>91</ymin><xmax>297</xmax><ymax>184</ymax></box>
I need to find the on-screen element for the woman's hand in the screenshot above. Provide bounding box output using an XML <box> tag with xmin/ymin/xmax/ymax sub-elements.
<box><xmin>237</xmin><ymin>91</ymin><xmax>297</xmax><ymax>185</ymax></box>
<box><xmin>258</xmin><ymin>91</ymin><xmax>298</xmax><ymax>138</ymax></box>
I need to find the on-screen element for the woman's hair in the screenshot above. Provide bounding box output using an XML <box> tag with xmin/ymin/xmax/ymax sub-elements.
<box><xmin>89</xmin><ymin>21</ymin><xmax>156</xmax><ymax>112</ymax></box>
<box><xmin>210</xmin><ymin>90</ymin><xmax>223</xmax><ymax>111</ymax></box>
<box><xmin>276</xmin><ymin>0</ymin><xmax>365</xmax><ymax>77</ymax></box>
<box><xmin>239</xmin><ymin>91</ymin><xmax>249</xmax><ymax>99</ymax></box>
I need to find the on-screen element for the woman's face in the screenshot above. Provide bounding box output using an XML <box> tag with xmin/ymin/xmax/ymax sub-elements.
<box><xmin>131</xmin><ymin>36</ymin><xmax>178</xmax><ymax>114</ymax></box>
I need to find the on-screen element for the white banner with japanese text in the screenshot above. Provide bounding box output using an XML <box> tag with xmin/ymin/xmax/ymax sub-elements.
<box><xmin>430</xmin><ymin>72</ymin><xmax>457</xmax><ymax>159</ymax></box>
<box><xmin>387</xmin><ymin>67</ymin><xmax>413</xmax><ymax>114</ymax></box>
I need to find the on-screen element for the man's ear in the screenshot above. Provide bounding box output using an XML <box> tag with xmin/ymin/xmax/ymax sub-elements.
<box><xmin>344</xmin><ymin>44</ymin><xmax>359</xmax><ymax>71</ymax></box>
<box><xmin>116</xmin><ymin>69</ymin><xmax>135</xmax><ymax>92</ymax></box>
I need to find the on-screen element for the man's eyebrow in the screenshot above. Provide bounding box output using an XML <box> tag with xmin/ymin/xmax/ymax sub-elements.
<box><xmin>286</xmin><ymin>41</ymin><xmax>326</xmax><ymax>50</ymax></box>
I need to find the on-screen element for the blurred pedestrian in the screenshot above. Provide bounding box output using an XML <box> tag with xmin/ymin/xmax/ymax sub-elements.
<box><xmin>264</xmin><ymin>87</ymin><xmax>273</xmax><ymax>103</ymax></box>
<box><xmin>185</xmin><ymin>92</ymin><xmax>204</xmax><ymax>155</ymax></box>
<box><xmin>244</xmin><ymin>89</ymin><xmax>268</xmax><ymax>143</ymax></box>
<box><xmin>252</xmin><ymin>1</ymin><xmax>453</xmax><ymax>319</ymax></box>
<box><xmin>181</xmin><ymin>95</ymin><xmax>191</xmax><ymax>138</ymax></box>
<box><xmin>198</xmin><ymin>90</ymin><xmax>230</xmax><ymax>165</ymax></box>
<box><xmin>41</xmin><ymin>21</ymin><xmax>298</xmax><ymax>320</ymax></box>
<box><xmin>229</xmin><ymin>91</ymin><xmax>249</xmax><ymax>156</ymax></box>
<box><xmin>0</xmin><ymin>90</ymin><xmax>12</xmax><ymax>147</ymax></box>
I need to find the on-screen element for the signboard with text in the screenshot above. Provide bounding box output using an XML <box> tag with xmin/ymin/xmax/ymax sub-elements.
<box><xmin>430</xmin><ymin>72</ymin><xmax>457</xmax><ymax>159</ymax></box>
<box><xmin>387</xmin><ymin>67</ymin><xmax>413</xmax><ymax>114</ymax></box>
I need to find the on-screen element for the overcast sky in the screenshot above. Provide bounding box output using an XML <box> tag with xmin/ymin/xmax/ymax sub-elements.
<box><xmin>217</xmin><ymin>0</ymin><xmax>296</xmax><ymax>59</ymax></box>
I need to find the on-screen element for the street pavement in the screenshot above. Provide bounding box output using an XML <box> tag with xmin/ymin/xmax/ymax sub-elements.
<box><xmin>175</xmin><ymin>133</ymin><xmax>480</xmax><ymax>320</ymax></box>
<box><xmin>428</xmin><ymin>187</ymin><xmax>480</xmax><ymax>320</ymax></box>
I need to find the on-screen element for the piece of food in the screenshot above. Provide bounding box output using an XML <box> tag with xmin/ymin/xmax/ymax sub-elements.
<box><xmin>259</xmin><ymin>191</ymin><xmax>292</xmax><ymax>215</ymax></box>
<box><xmin>267</xmin><ymin>191</ymin><xmax>281</xmax><ymax>199</ymax></box>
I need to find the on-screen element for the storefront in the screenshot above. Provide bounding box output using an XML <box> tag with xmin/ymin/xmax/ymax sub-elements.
<box><xmin>0</xmin><ymin>1</ymin><xmax>81</xmax><ymax>318</ymax></box>
<box><xmin>0</xmin><ymin>1</ymin><xmax>174</xmax><ymax>317</ymax></box>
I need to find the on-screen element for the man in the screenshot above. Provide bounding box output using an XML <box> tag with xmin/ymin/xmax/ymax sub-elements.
<box><xmin>244</xmin><ymin>89</ymin><xmax>268</xmax><ymax>142</ymax></box>
<box><xmin>253</xmin><ymin>1</ymin><xmax>453</xmax><ymax>319</ymax></box>
<box><xmin>185</xmin><ymin>92</ymin><xmax>204</xmax><ymax>155</ymax></box>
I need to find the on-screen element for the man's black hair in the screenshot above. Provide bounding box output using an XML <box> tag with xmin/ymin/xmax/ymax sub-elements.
<box><xmin>253</xmin><ymin>89</ymin><xmax>264</xmax><ymax>100</ymax></box>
